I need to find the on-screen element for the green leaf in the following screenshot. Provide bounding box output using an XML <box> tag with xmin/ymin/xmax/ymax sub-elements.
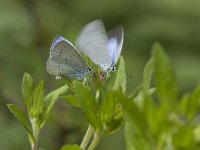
<box><xmin>39</xmin><ymin>85</ymin><xmax>68</xmax><ymax>128</ymax></box>
<box><xmin>22</xmin><ymin>72</ymin><xmax>34</xmax><ymax>110</ymax></box>
<box><xmin>105</xmin><ymin>117</ymin><xmax>124</xmax><ymax>135</ymax></box>
<box><xmin>125</xmin><ymin>121</ymin><xmax>150</xmax><ymax>150</ymax></box>
<box><xmin>142</xmin><ymin>58</ymin><xmax>154</xmax><ymax>94</ymax></box>
<box><xmin>7</xmin><ymin>104</ymin><xmax>34</xmax><ymax>140</ymax></box>
<box><xmin>100</xmin><ymin>90</ymin><xmax>125</xmax><ymax>135</ymax></box>
<box><xmin>73</xmin><ymin>81</ymin><xmax>100</xmax><ymax>131</ymax></box>
<box><xmin>173</xmin><ymin>126</ymin><xmax>194</xmax><ymax>149</ymax></box>
<box><xmin>121</xmin><ymin>96</ymin><xmax>147</xmax><ymax>137</ymax></box>
<box><xmin>100</xmin><ymin>92</ymin><xmax>116</xmax><ymax>128</ymax></box>
<box><xmin>123</xmin><ymin>96</ymin><xmax>153</xmax><ymax>150</ymax></box>
<box><xmin>144</xmin><ymin>96</ymin><xmax>169</xmax><ymax>136</ymax></box>
<box><xmin>61</xmin><ymin>144</ymin><xmax>81</xmax><ymax>150</ymax></box>
<box><xmin>63</xmin><ymin>95</ymin><xmax>81</xmax><ymax>108</ymax></box>
<box><xmin>123</xmin><ymin>96</ymin><xmax>151</xmax><ymax>150</ymax></box>
<box><xmin>106</xmin><ymin>56</ymin><xmax>126</xmax><ymax>92</ymax></box>
<box><xmin>186</xmin><ymin>85</ymin><xmax>200</xmax><ymax>120</ymax></box>
<box><xmin>113</xmin><ymin>56</ymin><xmax>126</xmax><ymax>92</ymax></box>
<box><xmin>179</xmin><ymin>93</ymin><xmax>189</xmax><ymax>116</ymax></box>
<box><xmin>193</xmin><ymin>125</ymin><xmax>200</xmax><ymax>143</ymax></box>
<box><xmin>32</xmin><ymin>80</ymin><xmax>45</xmax><ymax>117</ymax></box>
<box><xmin>152</xmin><ymin>43</ymin><xmax>178</xmax><ymax>106</ymax></box>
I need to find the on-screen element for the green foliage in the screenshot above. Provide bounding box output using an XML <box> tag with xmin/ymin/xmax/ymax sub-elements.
<box><xmin>63</xmin><ymin>95</ymin><xmax>81</xmax><ymax>107</ymax></box>
<box><xmin>122</xmin><ymin>96</ymin><xmax>148</xmax><ymax>150</ymax></box>
<box><xmin>61</xmin><ymin>144</ymin><xmax>82</xmax><ymax>150</ymax></box>
<box><xmin>7</xmin><ymin>104</ymin><xmax>33</xmax><ymax>141</ymax></box>
<box><xmin>185</xmin><ymin>85</ymin><xmax>200</xmax><ymax>121</ymax></box>
<box><xmin>100</xmin><ymin>93</ymin><xmax>116</xmax><ymax>128</ymax></box>
<box><xmin>173</xmin><ymin>126</ymin><xmax>194</xmax><ymax>149</ymax></box>
<box><xmin>72</xmin><ymin>81</ymin><xmax>101</xmax><ymax>132</ymax></box>
<box><xmin>142</xmin><ymin>58</ymin><xmax>154</xmax><ymax>94</ymax></box>
<box><xmin>152</xmin><ymin>43</ymin><xmax>178</xmax><ymax>106</ymax></box>
<box><xmin>62</xmin><ymin>56</ymin><xmax>126</xmax><ymax>135</ymax></box>
<box><xmin>122</xmin><ymin>43</ymin><xmax>200</xmax><ymax>150</ymax></box>
<box><xmin>39</xmin><ymin>85</ymin><xmax>68</xmax><ymax>128</ymax></box>
<box><xmin>22</xmin><ymin>72</ymin><xmax>34</xmax><ymax>111</ymax></box>
<box><xmin>32</xmin><ymin>80</ymin><xmax>45</xmax><ymax>117</ymax></box>
<box><xmin>5</xmin><ymin>43</ymin><xmax>200</xmax><ymax>150</ymax></box>
<box><xmin>100</xmin><ymin>91</ymin><xmax>124</xmax><ymax>135</ymax></box>
<box><xmin>59</xmin><ymin>56</ymin><xmax>126</xmax><ymax>149</ymax></box>
<box><xmin>7</xmin><ymin>73</ymin><xmax>68</xmax><ymax>149</ymax></box>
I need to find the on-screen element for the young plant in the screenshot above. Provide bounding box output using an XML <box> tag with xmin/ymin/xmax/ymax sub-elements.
<box><xmin>121</xmin><ymin>43</ymin><xmax>200</xmax><ymax>150</ymax></box>
<box><xmin>7</xmin><ymin>73</ymin><xmax>68</xmax><ymax>150</ymax></box>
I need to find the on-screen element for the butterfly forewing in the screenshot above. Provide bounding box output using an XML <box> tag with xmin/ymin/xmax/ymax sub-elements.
<box><xmin>76</xmin><ymin>20</ymin><xmax>112</xmax><ymax>70</ymax></box>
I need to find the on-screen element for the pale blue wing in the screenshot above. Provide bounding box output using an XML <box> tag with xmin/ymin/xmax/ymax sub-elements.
<box><xmin>76</xmin><ymin>20</ymin><xmax>112</xmax><ymax>71</ymax></box>
<box><xmin>47</xmin><ymin>36</ymin><xmax>90</xmax><ymax>79</ymax></box>
<box><xmin>107</xmin><ymin>26</ymin><xmax>124</xmax><ymax>66</ymax></box>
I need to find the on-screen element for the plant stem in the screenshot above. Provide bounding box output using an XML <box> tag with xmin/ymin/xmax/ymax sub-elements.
<box><xmin>80</xmin><ymin>124</ymin><xmax>95</xmax><ymax>150</ymax></box>
<box><xmin>31</xmin><ymin>144</ymin><xmax>37</xmax><ymax>150</ymax></box>
<box><xmin>30</xmin><ymin>118</ymin><xmax>40</xmax><ymax>150</ymax></box>
<box><xmin>80</xmin><ymin>88</ymin><xmax>100</xmax><ymax>149</ymax></box>
<box><xmin>88</xmin><ymin>133</ymin><xmax>102</xmax><ymax>150</ymax></box>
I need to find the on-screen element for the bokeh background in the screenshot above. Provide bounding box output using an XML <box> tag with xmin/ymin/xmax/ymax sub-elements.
<box><xmin>1</xmin><ymin>0</ymin><xmax>200</xmax><ymax>149</ymax></box>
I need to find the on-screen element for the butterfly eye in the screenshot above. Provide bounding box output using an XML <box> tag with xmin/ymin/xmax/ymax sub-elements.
<box><xmin>111</xmin><ymin>67</ymin><xmax>115</xmax><ymax>71</ymax></box>
<box><xmin>87</xmin><ymin>67</ymin><xmax>92</xmax><ymax>72</ymax></box>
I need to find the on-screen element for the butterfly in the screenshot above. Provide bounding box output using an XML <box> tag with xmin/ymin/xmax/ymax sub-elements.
<box><xmin>46</xmin><ymin>36</ymin><xmax>91</xmax><ymax>80</ymax></box>
<box><xmin>76</xmin><ymin>19</ymin><xmax>124</xmax><ymax>72</ymax></box>
<box><xmin>47</xmin><ymin>20</ymin><xmax>123</xmax><ymax>80</ymax></box>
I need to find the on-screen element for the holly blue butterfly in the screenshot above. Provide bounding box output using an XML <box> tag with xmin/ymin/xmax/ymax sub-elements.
<box><xmin>46</xmin><ymin>36</ymin><xmax>91</xmax><ymax>80</ymax></box>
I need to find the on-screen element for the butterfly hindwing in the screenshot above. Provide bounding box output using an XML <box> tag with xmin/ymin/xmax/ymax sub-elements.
<box><xmin>47</xmin><ymin>36</ymin><xmax>89</xmax><ymax>79</ymax></box>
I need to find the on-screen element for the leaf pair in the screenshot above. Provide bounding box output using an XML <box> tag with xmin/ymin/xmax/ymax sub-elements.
<box><xmin>21</xmin><ymin>72</ymin><xmax>45</xmax><ymax>118</ymax></box>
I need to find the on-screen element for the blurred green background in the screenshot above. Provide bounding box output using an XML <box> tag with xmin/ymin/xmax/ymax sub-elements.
<box><xmin>1</xmin><ymin>0</ymin><xmax>200</xmax><ymax>149</ymax></box>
